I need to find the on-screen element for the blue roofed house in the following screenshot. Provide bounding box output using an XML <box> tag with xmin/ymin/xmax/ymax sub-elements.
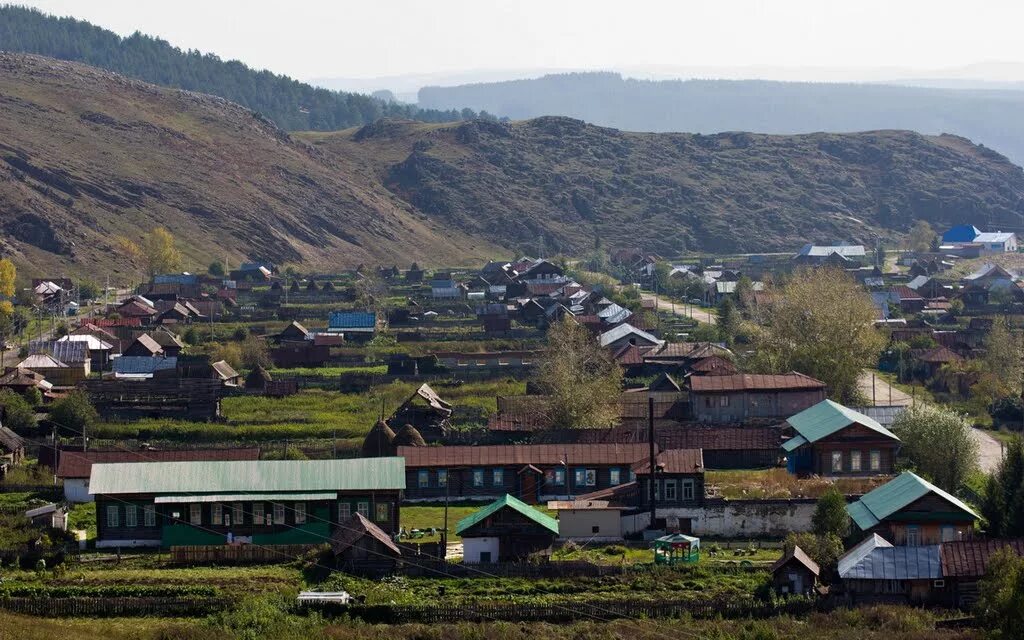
<box><xmin>846</xmin><ymin>471</ymin><xmax>978</xmax><ymax>546</ymax></box>
<box><xmin>113</xmin><ymin>356</ymin><xmax>178</xmax><ymax>380</ymax></box>
<box><xmin>837</xmin><ymin>533</ymin><xmax>946</xmax><ymax>604</ymax></box>
<box><xmin>941</xmin><ymin>225</ymin><xmax>982</xmax><ymax>244</ymax></box>
<box><xmin>942</xmin><ymin>225</ymin><xmax>1018</xmax><ymax>254</ymax></box>
<box><xmin>327</xmin><ymin>311</ymin><xmax>378</xmax><ymax>342</ymax></box>
<box><xmin>781</xmin><ymin>400</ymin><xmax>901</xmax><ymax>477</ymax></box>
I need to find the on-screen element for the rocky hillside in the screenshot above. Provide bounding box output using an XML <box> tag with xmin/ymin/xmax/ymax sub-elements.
<box><xmin>0</xmin><ymin>54</ymin><xmax>499</xmax><ymax>278</ymax></box>
<box><xmin>3</xmin><ymin>55</ymin><xmax>1024</xmax><ymax>274</ymax></box>
<box><xmin>317</xmin><ymin>117</ymin><xmax>1024</xmax><ymax>255</ymax></box>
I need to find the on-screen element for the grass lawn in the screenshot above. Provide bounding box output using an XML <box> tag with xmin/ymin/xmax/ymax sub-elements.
<box><xmin>266</xmin><ymin>365</ymin><xmax>388</xmax><ymax>377</ymax></box>
<box><xmin>89</xmin><ymin>379</ymin><xmax>526</xmax><ymax>444</ymax></box>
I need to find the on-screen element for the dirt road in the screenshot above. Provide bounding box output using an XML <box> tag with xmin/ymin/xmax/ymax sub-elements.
<box><xmin>640</xmin><ymin>292</ymin><xmax>716</xmax><ymax>324</ymax></box>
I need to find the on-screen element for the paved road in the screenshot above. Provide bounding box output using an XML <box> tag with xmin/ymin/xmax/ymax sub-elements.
<box><xmin>640</xmin><ymin>292</ymin><xmax>716</xmax><ymax>324</ymax></box>
<box><xmin>857</xmin><ymin>370</ymin><xmax>1003</xmax><ymax>473</ymax></box>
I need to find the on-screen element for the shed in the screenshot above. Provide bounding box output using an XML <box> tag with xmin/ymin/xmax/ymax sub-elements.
<box><xmin>330</xmin><ymin>512</ymin><xmax>403</xmax><ymax>576</ymax></box>
<box><xmin>25</xmin><ymin>503</ymin><xmax>68</xmax><ymax>530</ymax></box>
<box><xmin>457</xmin><ymin>494</ymin><xmax>559</xmax><ymax>563</ymax></box>
<box><xmin>0</xmin><ymin>424</ymin><xmax>26</xmax><ymax>467</ymax></box>
<box><xmin>771</xmin><ymin>546</ymin><xmax>820</xmax><ymax>596</ymax></box>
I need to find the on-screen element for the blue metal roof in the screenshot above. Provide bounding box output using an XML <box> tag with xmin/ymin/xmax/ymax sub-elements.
<box><xmin>942</xmin><ymin>224</ymin><xmax>981</xmax><ymax>243</ymax></box>
<box><xmin>328</xmin><ymin>311</ymin><xmax>376</xmax><ymax>329</ymax></box>
<box><xmin>839</xmin><ymin>544</ymin><xmax>942</xmax><ymax>580</ymax></box>
<box><xmin>113</xmin><ymin>356</ymin><xmax>178</xmax><ymax>375</ymax></box>
<box><xmin>154</xmin><ymin>274</ymin><xmax>198</xmax><ymax>285</ymax></box>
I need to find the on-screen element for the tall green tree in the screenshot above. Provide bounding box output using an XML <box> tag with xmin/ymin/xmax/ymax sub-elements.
<box><xmin>142</xmin><ymin>227</ymin><xmax>182</xmax><ymax>277</ymax></box>
<box><xmin>893</xmin><ymin>404</ymin><xmax>978</xmax><ymax>493</ymax></box>
<box><xmin>906</xmin><ymin>220</ymin><xmax>936</xmax><ymax>253</ymax></box>
<box><xmin>977</xmin><ymin>547</ymin><xmax>1024</xmax><ymax>639</ymax></box>
<box><xmin>749</xmin><ymin>268</ymin><xmax>884</xmax><ymax>403</ymax></box>
<box><xmin>812</xmin><ymin>486</ymin><xmax>850</xmax><ymax>538</ymax></box>
<box><xmin>49</xmin><ymin>390</ymin><xmax>99</xmax><ymax>437</ymax></box>
<box><xmin>983</xmin><ymin>435</ymin><xmax>1024</xmax><ymax>537</ymax></box>
<box><xmin>716</xmin><ymin>297</ymin><xmax>741</xmax><ymax>346</ymax></box>
<box><xmin>536</xmin><ymin>317</ymin><xmax>623</xmax><ymax>429</ymax></box>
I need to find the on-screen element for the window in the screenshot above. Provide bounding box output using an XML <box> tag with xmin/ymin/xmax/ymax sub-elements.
<box><xmin>629</xmin><ymin>469</ymin><xmax>636</xmax><ymax>483</ymax></box>
<box><xmin>457</xmin><ymin>360</ymin><xmax>468</xmax><ymax>367</ymax></box>
<box><xmin>574</xmin><ymin>469</ymin><xmax>596</xmax><ymax>487</ymax></box>
<box><xmin>437</xmin><ymin>469</ymin><xmax>448</xmax><ymax>488</ymax></box>
<box><xmin>357</xmin><ymin>502</ymin><xmax>369</xmax><ymax>518</ymax></box>
<box><xmin>273</xmin><ymin>503</ymin><xmax>286</xmax><ymax>525</ymax></box>
<box><xmin>584</xmin><ymin>469</ymin><xmax>597</xmax><ymax>486</ymax></box>
<box><xmin>479</xmin><ymin>551</ymin><xmax>492</xmax><ymax>563</ymax></box>
<box><xmin>211</xmin><ymin>504</ymin><xmax>223</xmax><ymax>526</ymax></box>
<box><xmin>253</xmin><ymin>503</ymin><xmax>265</xmax><ymax>524</ymax></box>
<box><xmin>418</xmin><ymin>470</ymin><xmax>430</xmax><ymax>488</ymax></box>
<box><xmin>941</xmin><ymin>526</ymin><xmax>958</xmax><ymax>542</ymax></box>
<box><xmin>870</xmin><ymin>450</ymin><xmax>881</xmax><ymax>472</ymax></box>
<box><xmin>682</xmin><ymin>479</ymin><xmax>695</xmax><ymax>501</ymax></box>
<box><xmin>610</xmin><ymin>468</ymin><xmax>621</xmax><ymax>485</ymax></box>
<box><xmin>831</xmin><ymin>451</ymin><xmax>843</xmax><ymax>473</ymax></box>
<box><xmin>492</xmin><ymin>468</ymin><xmax>504</xmax><ymax>486</ymax></box>
<box><xmin>106</xmin><ymin>505</ymin><xmax>119</xmax><ymax>528</ymax></box>
<box><xmin>906</xmin><ymin>525</ymin><xmax>921</xmax><ymax>546</ymax></box>
<box><xmin>498</xmin><ymin>358</ymin><xmax>509</xmax><ymax>366</ymax></box>
<box><xmin>125</xmin><ymin>505</ymin><xmax>137</xmax><ymax>527</ymax></box>
<box><xmin>664</xmin><ymin>479</ymin><xmax>678</xmax><ymax>501</ymax></box>
<box><xmin>704</xmin><ymin>397</ymin><xmax>713</xmax><ymax>408</ymax></box>
<box><xmin>294</xmin><ymin>502</ymin><xmax>306</xmax><ymax>524</ymax></box>
<box><xmin>232</xmin><ymin>503</ymin><xmax>243</xmax><ymax>526</ymax></box>
<box><xmin>473</xmin><ymin>469</ymin><xmax>485</xmax><ymax>487</ymax></box>
<box><xmin>850</xmin><ymin>451</ymin><xmax>862</xmax><ymax>472</ymax></box>
<box><xmin>338</xmin><ymin>502</ymin><xmax>351</xmax><ymax>521</ymax></box>
<box><xmin>143</xmin><ymin>505</ymin><xmax>156</xmax><ymax>527</ymax></box>
<box><xmin>592</xmin><ymin>525</ymin><xmax>601</xmax><ymax>534</ymax></box>
<box><xmin>719</xmin><ymin>396</ymin><xmax>730</xmax><ymax>407</ymax></box>
<box><xmin>189</xmin><ymin>504</ymin><xmax>202</xmax><ymax>525</ymax></box>
<box><xmin>376</xmin><ymin>503</ymin><xmax>390</xmax><ymax>522</ymax></box>
<box><xmin>550</xmin><ymin>468</ymin><xmax>566</xmax><ymax>485</ymax></box>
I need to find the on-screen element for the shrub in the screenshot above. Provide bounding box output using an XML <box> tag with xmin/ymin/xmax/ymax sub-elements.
<box><xmin>0</xmin><ymin>388</ymin><xmax>37</xmax><ymax>433</ymax></box>
<box><xmin>49</xmin><ymin>390</ymin><xmax>99</xmax><ymax>437</ymax></box>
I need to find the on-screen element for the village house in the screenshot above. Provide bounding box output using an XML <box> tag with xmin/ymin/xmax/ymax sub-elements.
<box><xmin>846</xmin><ymin>472</ymin><xmax>979</xmax><ymax>546</ymax></box>
<box><xmin>941</xmin><ymin>225</ymin><xmax>1018</xmax><ymax>254</ymax></box>
<box><xmin>781</xmin><ymin>400</ymin><xmax>902</xmax><ymax>477</ymax></box>
<box><xmin>433</xmin><ymin>350</ymin><xmax>539</xmax><ymax>374</ymax></box>
<box><xmin>430</xmin><ymin>273</ymin><xmax>463</xmax><ymax>299</ymax></box>
<box><xmin>792</xmin><ymin>243</ymin><xmax>866</xmax><ymax>267</ymax></box>
<box><xmin>26</xmin><ymin>340</ymin><xmax>91</xmax><ymax>385</ymax></box>
<box><xmin>547</xmin><ymin>487</ymin><xmax>634</xmax><ymax>542</ymax></box>
<box><xmin>689</xmin><ymin>373</ymin><xmax>827</xmax><ymax>424</ymax></box>
<box><xmin>122</xmin><ymin>334</ymin><xmax>165</xmax><ymax>357</ymax></box>
<box><xmin>89</xmin><ymin>457</ymin><xmax>404</xmax><ymax>548</ymax></box>
<box><xmin>57</xmin><ymin>333</ymin><xmax>114</xmax><ymax>371</ymax></box>
<box><xmin>399</xmin><ymin>443</ymin><xmax>650</xmax><ymax>503</ymax></box>
<box><xmin>327</xmin><ymin>311</ymin><xmax>378</xmax><ymax>342</ymax></box>
<box><xmin>457</xmin><ymin>494</ymin><xmax>560</xmax><ymax>563</ymax></box>
<box><xmin>112</xmin><ymin>355</ymin><xmax>178</xmax><ymax>380</ymax></box>
<box><xmin>25</xmin><ymin>503</ymin><xmax>68</xmax><ymax>531</ymax></box>
<box><xmin>598</xmin><ymin>323</ymin><xmax>663</xmax><ymax>350</ymax></box>
<box><xmin>0</xmin><ymin>367</ymin><xmax>53</xmax><ymax>396</ymax></box>
<box><xmin>771</xmin><ymin>546</ymin><xmax>820</xmax><ymax>597</ymax></box>
<box><xmin>838</xmin><ymin>534</ymin><xmax>945</xmax><ymax>604</ymax></box>
<box><xmin>940</xmin><ymin>539</ymin><xmax>1024</xmax><ymax>609</ymax></box>
<box><xmin>229</xmin><ymin>262</ymin><xmax>274</xmax><ymax>282</ymax></box>
<box><xmin>0</xmin><ymin>424</ymin><xmax>26</xmax><ymax>471</ymax></box>
<box><xmin>387</xmin><ymin>383</ymin><xmax>453</xmax><ymax>442</ymax></box>
<box><xmin>632</xmin><ymin>448</ymin><xmax>706</xmax><ymax>512</ymax></box>
<box><xmin>330</xmin><ymin>512</ymin><xmax>404</xmax><ymax>576</ymax></box>
<box><xmin>56</xmin><ymin>447</ymin><xmax>262</xmax><ymax>503</ymax></box>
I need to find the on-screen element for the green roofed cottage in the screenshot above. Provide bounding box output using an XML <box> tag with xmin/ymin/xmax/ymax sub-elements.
<box><xmin>782</xmin><ymin>400</ymin><xmax>901</xmax><ymax>476</ymax></box>
<box><xmin>456</xmin><ymin>494</ymin><xmax>559</xmax><ymax>563</ymax></box>
<box><xmin>88</xmin><ymin>458</ymin><xmax>404</xmax><ymax>549</ymax></box>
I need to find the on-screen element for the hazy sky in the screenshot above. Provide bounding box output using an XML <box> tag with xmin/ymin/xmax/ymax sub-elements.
<box><xmin>15</xmin><ymin>0</ymin><xmax>1024</xmax><ymax>81</ymax></box>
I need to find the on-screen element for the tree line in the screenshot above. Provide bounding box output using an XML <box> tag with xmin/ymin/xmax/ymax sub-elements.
<box><xmin>0</xmin><ymin>6</ymin><xmax>488</xmax><ymax>131</ymax></box>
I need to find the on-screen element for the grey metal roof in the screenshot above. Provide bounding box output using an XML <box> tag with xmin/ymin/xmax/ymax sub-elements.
<box><xmin>29</xmin><ymin>340</ymin><xmax>89</xmax><ymax>364</ymax></box>
<box><xmin>113</xmin><ymin>356</ymin><xmax>178</xmax><ymax>375</ymax></box>
<box><xmin>840</xmin><ymin>544</ymin><xmax>942</xmax><ymax>580</ymax></box>
<box><xmin>852</xmin><ymin>405</ymin><xmax>907</xmax><ymax>428</ymax></box>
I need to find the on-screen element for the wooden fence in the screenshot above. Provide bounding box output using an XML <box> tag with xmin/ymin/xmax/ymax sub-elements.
<box><xmin>304</xmin><ymin>596</ymin><xmax>820</xmax><ymax>624</ymax></box>
<box><xmin>169</xmin><ymin>543</ymin><xmax>319</xmax><ymax>565</ymax></box>
<box><xmin>0</xmin><ymin>596</ymin><xmax>230</xmax><ymax>617</ymax></box>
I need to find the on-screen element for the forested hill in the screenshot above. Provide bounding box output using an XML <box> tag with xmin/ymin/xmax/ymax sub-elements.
<box><xmin>417</xmin><ymin>72</ymin><xmax>1024</xmax><ymax>166</ymax></box>
<box><xmin>0</xmin><ymin>5</ymin><xmax>472</xmax><ymax>130</ymax></box>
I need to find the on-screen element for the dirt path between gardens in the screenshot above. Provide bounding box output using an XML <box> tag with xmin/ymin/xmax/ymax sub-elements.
<box><xmin>858</xmin><ymin>370</ymin><xmax>1003</xmax><ymax>473</ymax></box>
<box><xmin>640</xmin><ymin>292</ymin><xmax>716</xmax><ymax>324</ymax></box>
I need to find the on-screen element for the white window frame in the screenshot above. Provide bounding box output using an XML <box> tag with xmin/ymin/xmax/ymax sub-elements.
<box><xmin>850</xmin><ymin>450</ymin><xmax>862</xmax><ymax>472</ymax></box>
<box><xmin>338</xmin><ymin>502</ymin><xmax>351</xmax><ymax>521</ymax></box>
<box><xmin>418</xmin><ymin>469</ymin><xmax>430</xmax><ymax>488</ymax></box>
<box><xmin>437</xmin><ymin>469</ymin><xmax>448</xmax><ymax>488</ymax></box>
<box><xmin>143</xmin><ymin>505</ymin><xmax>156</xmax><ymax>527</ymax></box>
<box><xmin>357</xmin><ymin>501</ymin><xmax>369</xmax><ymax>518</ymax></box>
<box><xmin>106</xmin><ymin>505</ymin><xmax>119</xmax><ymax>528</ymax></box>
<box><xmin>376</xmin><ymin>503</ymin><xmax>389</xmax><ymax>522</ymax></box>
<box><xmin>294</xmin><ymin>502</ymin><xmax>306</xmax><ymax>524</ymax></box>
<box><xmin>273</xmin><ymin>503</ymin><xmax>286</xmax><ymax>525</ymax></box>
<box><xmin>492</xmin><ymin>468</ymin><xmax>504</xmax><ymax>486</ymax></box>
<box><xmin>125</xmin><ymin>504</ymin><xmax>138</xmax><ymax>528</ymax></box>
<box><xmin>906</xmin><ymin>525</ymin><xmax>921</xmax><ymax>547</ymax></box>
<box><xmin>831</xmin><ymin>451</ymin><xmax>843</xmax><ymax>473</ymax></box>
<box><xmin>232</xmin><ymin>503</ymin><xmax>244</xmax><ymax>526</ymax></box>
<box><xmin>664</xmin><ymin>479</ymin><xmax>678</xmax><ymax>501</ymax></box>
<box><xmin>252</xmin><ymin>502</ymin><xmax>265</xmax><ymax>524</ymax></box>
<box><xmin>870</xmin><ymin>450</ymin><xmax>881</xmax><ymax>472</ymax></box>
<box><xmin>682</xmin><ymin>479</ymin><xmax>695</xmax><ymax>501</ymax></box>
<box><xmin>473</xmin><ymin>469</ymin><xmax>485</xmax><ymax>487</ymax></box>
<box><xmin>189</xmin><ymin>504</ymin><xmax>202</xmax><ymax>525</ymax></box>
<box><xmin>720</xmin><ymin>396</ymin><xmax>730</xmax><ymax>407</ymax></box>
<box><xmin>610</xmin><ymin>468</ymin><xmax>621</xmax><ymax>485</ymax></box>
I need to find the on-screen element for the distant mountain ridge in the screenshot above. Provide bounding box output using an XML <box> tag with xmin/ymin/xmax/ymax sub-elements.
<box><xmin>417</xmin><ymin>72</ymin><xmax>1024</xmax><ymax>166</ymax></box>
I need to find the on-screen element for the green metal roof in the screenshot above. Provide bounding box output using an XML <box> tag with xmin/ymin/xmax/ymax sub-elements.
<box><xmin>782</xmin><ymin>399</ymin><xmax>900</xmax><ymax>452</ymax></box>
<box><xmin>455</xmin><ymin>494</ymin><xmax>560</xmax><ymax>536</ymax></box>
<box><xmin>89</xmin><ymin>458</ymin><xmax>405</xmax><ymax>496</ymax></box>
<box><xmin>846</xmin><ymin>471</ymin><xmax>979</xmax><ymax>531</ymax></box>
<box><xmin>154</xmin><ymin>492</ymin><xmax>338</xmax><ymax>504</ymax></box>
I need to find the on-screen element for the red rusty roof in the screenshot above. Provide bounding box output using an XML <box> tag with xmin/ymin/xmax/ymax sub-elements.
<box><xmin>940</xmin><ymin>539</ymin><xmax>1024</xmax><ymax>578</ymax></box>
<box><xmin>689</xmin><ymin>372</ymin><xmax>825</xmax><ymax>392</ymax></box>
<box><xmin>631</xmin><ymin>448</ymin><xmax>705</xmax><ymax>474</ymax></box>
<box><xmin>56</xmin><ymin>447</ymin><xmax>261</xmax><ymax>479</ymax></box>
<box><xmin>398</xmin><ymin>443</ymin><xmax>652</xmax><ymax>468</ymax></box>
<box><xmin>655</xmin><ymin>425</ymin><xmax>784</xmax><ymax>451</ymax></box>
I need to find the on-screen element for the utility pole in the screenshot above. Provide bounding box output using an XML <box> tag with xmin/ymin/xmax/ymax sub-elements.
<box><xmin>442</xmin><ymin>467</ymin><xmax>450</xmax><ymax>558</ymax></box>
<box><xmin>648</xmin><ymin>395</ymin><xmax>656</xmax><ymax>530</ymax></box>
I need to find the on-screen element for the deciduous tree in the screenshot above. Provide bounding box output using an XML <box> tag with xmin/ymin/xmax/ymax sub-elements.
<box><xmin>749</xmin><ymin>268</ymin><xmax>884</xmax><ymax>403</ymax></box>
<box><xmin>906</xmin><ymin>220</ymin><xmax>936</xmax><ymax>253</ymax></box>
<box><xmin>893</xmin><ymin>404</ymin><xmax>978</xmax><ymax>493</ymax></box>
<box><xmin>812</xmin><ymin>486</ymin><xmax>850</xmax><ymax>538</ymax></box>
<box><xmin>536</xmin><ymin>317</ymin><xmax>623</xmax><ymax>429</ymax></box>
<box><xmin>977</xmin><ymin>547</ymin><xmax>1024</xmax><ymax>639</ymax></box>
<box><xmin>142</xmin><ymin>227</ymin><xmax>182</xmax><ymax>276</ymax></box>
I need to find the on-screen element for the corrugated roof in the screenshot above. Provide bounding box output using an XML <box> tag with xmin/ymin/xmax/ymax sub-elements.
<box><xmin>690</xmin><ymin>372</ymin><xmax>825</xmax><ymax>392</ymax></box>
<box><xmin>771</xmin><ymin>546</ymin><xmax>820</xmax><ymax>576</ymax></box>
<box><xmin>840</xmin><ymin>544</ymin><xmax>942</xmax><ymax>580</ymax></box>
<box><xmin>129</xmin><ymin>334</ymin><xmax>163</xmax><ymax>355</ymax></box>
<box><xmin>853</xmin><ymin>406</ymin><xmax>907</xmax><ymax>428</ymax></box>
<box><xmin>57</xmin><ymin>448</ymin><xmax>262</xmax><ymax>479</ymax></box>
<box><xmin>797</xmin><ymin>244</ymin><xmax>866</xmax><ymax>258</ymax></box>
<box><xmin>838</xmin><ymin>534</ymin><xmax>893</xmax><ymax>576</ymax></box>
<box><xmin>113</xmin><ymin>356</ymin><xmax>177</xmax><ymax>375</ymax></box>
<box><xmin>29</xmin><ymin>340</ymin><xmax>89</xmax><ymax>364</ymax></box>
<box><xmin>0</xmin><ymin>426</ymin><xmax>25</xmax><ymax>453</ymax></box>
<box><xmin>782</xmin><ymin>400</ymin><xmax>899</xmax><ymax>452</ymax></box>
<box><xmin>17</xmin><ymin>354</ymin><xmax>67</xmax><ymax>369</ymax></box>
<box><xmin>846</xmin><ymin>471</ymin><xmax>979</xmax><ymax>531</ymax></box>
<box><xmin>58</xmin><ymin>334</ymin><xmax>113</xmax><ymax>351</ymax></box>
<box><xmin>89</xmin><ymin>458</ymin><xmax>405</xmax><ymax>495</ymax></box>
<box><xmin>398</xmin><ymin>444</ymin><xmax>651</xmax><ymax>467</ymax></box>
<box><xmin>598</xmin><ymin>323</ymin><xmax>662</xmax><ymax>348</ymax></box>
<box><xmin>154</xmin><ymin>492</ymin><xmax>335</xmax><ymax>504</ymax></box>
<box><xmin>631</xmin><ymin>448</ymin><xmax>704</xmax><ymax>474</ymax></box>
<box><xmin>456</xmin><ymin>494</ymin><xmax>559</xmax><ymax>536</ymax></box>
<box><xmin>328</xmin><ymin>311</ymin><xmax>376</xmax><ymax>330</ymax></box>
<box><xmin>212</xmin><ymin>360</ymin><xmax>240</xmax><ymax>381</ymax></box>
<box><xmin>940</xmin><ymin>539</ymin><xmax>1024</xmax><ymax>578</ymax></box>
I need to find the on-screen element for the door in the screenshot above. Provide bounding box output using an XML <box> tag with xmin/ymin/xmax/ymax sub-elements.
<box><xmin>519</xmin><ymin>471</ymin><xmax>539</xmax><ymax>504</ymax></box>
<box><xmin>789</xmin><ymin>572</ymin><xmax>803</xmax><ymax>594</ymax></box>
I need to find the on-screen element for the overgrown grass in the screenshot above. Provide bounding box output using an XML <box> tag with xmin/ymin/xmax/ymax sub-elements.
<box><xmin>266</xmin><ymin>365</ymin><xmax>387</xmax><ymax>377</ymax></box>
<box><xmin>707</xmin><ymin>468</ymin><xmax>890</xmax><ymax>499</ymax></box>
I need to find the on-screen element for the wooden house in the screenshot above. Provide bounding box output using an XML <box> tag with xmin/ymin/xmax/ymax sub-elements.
<box><xmin>274</xmin><ymin>321</ymin><xmax>311</xmax><ymax>343</ymax></box>
<box><xmin>940</xmin><ymin>539</ymin><xmax>1024</xmax><ymax>609</ymax></box>
<box><xmin>405</xmin><ymin>263</ymin><xmax>425</xmax><ymax>283</ymax></box>
<box><xmin>330</xmin><ymin>513</ymin><xmax>403</xmax><ymax>576</ymax></box>
<box><xmin>653</xmin><ymin>425</ymin><xmax>784</xmax><ymax>469</ymax></box>
<box><xmin>781</xmin><ymin>400</ymin><xmax>902</xmax><ymax>477</ymax></box>
<box><xmin>14</xmin><ymin>354</ymin><xmax>71</xmax><ymax>386</ymax></box>
<box><xmin>211</xmin><ymin>360</ymin><xmax>241</xmax><ymax>387</ymax></box>
<box><xmin>689</xmin><ymin>373</ymin><xmax>826</xmax><ymax>424</ymax></box>
<box><xmin>149</xmin><ymin>329</ymin><xmax>185</xmax><ymax>357</ymax></box>
<box><xmin>838</xmin><ymin>534</ymin><xmax>945</xmax><ymax>604</ymax></box>
<box><xmin>632</xmin><ymin>449</ymin><xmax>706</xmax><ymax>515</ymax></box>
<box><xmin>598</xmin><ymin>323</ymin><xmax>663</xmax><ymax>351</ymax></box>
<box><xmin>327</xmin><ymin>311</ymin><xmax>377</xmax><ymax>342</ymax></box>
<box><xmin>89</xmin><ymin>457</ymin><xmax>404</xmax><ymax>549</ymax></box>
<box><xmin>0</xmin><ymin>425</ymin><xmax>26</xmax><ymax>468</ymax></box>
<box><xmin>456</xmin><ymin>494</ymin><xmax>559</xmax><ymax>563</ymax></box>
<box><xmin>27</xmin><ymin>340</ymin><xmax>91</xmax><ymax>385</ymax></box>
<box><xmin>57</xmin><ymin>447</ymin><xmax>261</xmax><ymax>503</ymax></box>
<box><xmin>400</xmin><ymin>443</ymin><xmax>649</xmax><ymax>503</ymax></box>
<box><xmin>0</xmin><ymin>367</ymin><xmax>52</xmax><ymax>396</ymax></box>
<box><xmin>123</xmin><ymin>334</ymin><xmax>164</xmax><ymax>357</ymax></box>
<box><xmin>846</xmin><ymin>472</ymin><xmax>979</xmax><ymax>545</ymax></box>
<box><xmin>25</xmin><ymin>503</ymin><xmax>68</xmax><ymax>531</ymax></box>
<box><xmin>771</xmin><ymin>546</ymin><xmax>820</xmax><ymax>596</ymax></box>
<box><xmin>57</xmin><ymin>334</ymin><xmax>114</xmax><ymax>371</ymax></box>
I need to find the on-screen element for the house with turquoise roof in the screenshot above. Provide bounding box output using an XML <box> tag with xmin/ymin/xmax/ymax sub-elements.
<box><xmin>781</xmin><ymin>400</ymin><xmax>901</xmax><ymax>477</ymax></box>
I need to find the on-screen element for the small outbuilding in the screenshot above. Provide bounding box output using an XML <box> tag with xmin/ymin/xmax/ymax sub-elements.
<box><xmin>652</xmin><ymin>533</ymin><xmax>700</xmax><ymax>565</ymax></box>
<box><xmin>771</xmin><ymin>546</ymin><xmax>820</xmax><ymax>596</ymax></box>
<box><xmin>456</xmin><ymin>494</ymin><xmax>559</xmax><ymax>563</ymax></box>
<box><xmin>330</xmin><ymin>512</ymin><xmax>403</xmax><ymax>576</ymax></box>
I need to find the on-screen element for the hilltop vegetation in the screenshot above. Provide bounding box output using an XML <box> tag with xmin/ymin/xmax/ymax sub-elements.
<box><xmin>0</xmin><ymin>5</ymin><xmax>476</xmax><ymax>130</ymax></box>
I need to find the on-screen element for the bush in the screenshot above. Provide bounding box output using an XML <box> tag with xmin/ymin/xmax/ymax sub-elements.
<box><xmin>0</xmin><ymin>388</ymin><xmax>37</xmax><ymax>433</ymax></box>
<box><xmin>49</xmin><ymin>390</ymin><xmax>99</xmax><ymax>437</ymax></box>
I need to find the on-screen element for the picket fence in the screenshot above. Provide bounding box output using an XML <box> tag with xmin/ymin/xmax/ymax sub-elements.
<box><xmin>0</xmin><ymin>596</ymin><xmax>230</xmax><ymax>617</ymax></box>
